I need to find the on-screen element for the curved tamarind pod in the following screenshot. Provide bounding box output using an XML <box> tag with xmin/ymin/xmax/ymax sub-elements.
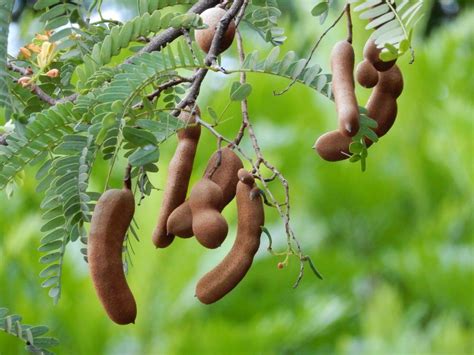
<box><xmin>203</xmin><ymin>147</ymin><xmax>244</xmax><ymax>205</ymax></box>
<box><xmin>189</xmin><ymin>178</ymin><xmax>229</xmax><ymax>249</ymax></box>
<box><xmin>364</xmin><ymin>40</ymin><xmax>396</xmax><ymax>72</ymax></box>
<box><xmin>152</xmin><ymin>107</ymin><xmax>201</xmax><ymax>248</ymax></box>
<box><xmin>331</xmin><ymin>40</ymin><xmax>360</xmax><ymax>137</ymax></box>
<box><xmin>195</xmin><ymin>169</ymin><xmax>264</xmax><ymax>304</ymax></box>
<box><xmin>88</xmin><ymin>187</ymin><xmax>137</xmax><ymax>325</ymax></box>
<box><xmin>167</xmin><ymin>147</ymin><xmax>243</xmax><ymax>239</ymax></box>
<box><xmin>366</xmin><ymin>65</ymin><xmax>404</xmax><ymax>138</ymax></box>
<box><xmin>356</xmin><ymin>59</ymin><xmax>379</xmax><ymax>88</ymax></box>
<box><xmin>195</xmin><ymin>7</ymin><xmax>236</xmax><ymax>54</ymax></box>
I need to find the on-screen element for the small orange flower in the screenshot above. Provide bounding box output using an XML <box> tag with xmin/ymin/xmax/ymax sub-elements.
<box><xmin>35</xmin><ymin>33</ymin><xmax>49</xmax><ymax>41</ymax></box>
<box><xmin>19</xmin><ymin>47</ymin><xmax>31</xmax><ymax>59</ymax></box>
<box><xmin>26</xmin><ymin>43</ymin><xmax>41</xmax><ymax>53</ymax></box>
<box><xmin>46</xmin><ymin>69</ymin><xmax>60</xmax><ymax>78</ymax></box>
<box><xmin>18</xmin><ymin>77</ymin><xmax>32</xmax><ymax>88</ymax></box>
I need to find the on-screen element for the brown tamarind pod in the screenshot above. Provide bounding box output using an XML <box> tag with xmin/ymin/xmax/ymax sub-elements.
<box><xmin>195</xmin><ymin>7</ymin><xmax>236</xmax><ymax>54</ymax></box>
<box><xmin>313</xmin><ymin>130</ymin><xmax>352</xmax><ymax>162</ymax></box>
<box><xmin>364</xmin><ymin>39</ymin><xmax>396</xmax><ymax>72</ymax></box>
<box><xmin>203</xmin><ymin>147</ymin><xmax>244</xmax><ymax>204</ymax></box>
<box><xmin>167</xmin><ymin>147</ymin><xmax>243</xmax><ymax>239</ymax></box>
<box><xmin>88</xmin><ymin>186</ymin><xmax>137</xmax><ymax>325</ymax></box>
<box><xmin>195</xmin><ymin>169</ymin><xmax>264</xmax><ymax>304</ymax></box>
<box><xmin>152</xmin><ymin>107</ymin><xmax>201</xmax><ymax>248</ymax></box>
<box><xmin>366</xmin><ymin>65</ymin><xmax>404</xmax><ymax>138</ymax></box>
<box><xmin>188</xmin><ymin>178</ymin><xmax>229</xmax><ymax>249</ymax></box>
<box><xmin>356</xmin><ymin>59</ymin><xmax>379</xmax><ymax>88</ymax></box>
<box><xmin>166</xmin><ymin>203</ymin><xmax>194</xmax><ymax>238</ymax></box>
<box><xmin>331</xmin><ymin>40</ymin><xmax>360</xmax><ymax>137</ymax></box>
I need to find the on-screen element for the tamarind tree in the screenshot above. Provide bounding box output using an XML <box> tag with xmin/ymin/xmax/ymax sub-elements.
<box><xmin>0</xmin><ymin>0</ymin><xmax>426</xmax><ymax>349</ymax></box>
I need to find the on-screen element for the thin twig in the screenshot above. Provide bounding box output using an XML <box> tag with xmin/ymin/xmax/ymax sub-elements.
<box><xmin>7</xmin><ymin>62</ymin><xmax>77</xmax><ymax>105</ymax></box>
<box><xmin>229</xmin><ymin>20</ymin><xmax>310</xmax><ymax>288</ymax></box>
<box><xmin>231</xmin><ymin>29</ymin><xmax>249</xmax><ymax>146</ymax></box>
<box><xmin>273</xmin><ymin>7</ymin><xmax>346</xmax><ymax>96</ymax></box>
<box><xmin>132</xmin><ymin>76</ymin><xmax>193</xmax><ymax>109</ymax></box>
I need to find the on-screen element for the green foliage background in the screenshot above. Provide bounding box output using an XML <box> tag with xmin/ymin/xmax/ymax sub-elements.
<box><xmin>0</xmin><ymin>2</ymin><xmax>473</xmax><ymax>354</ymax></box>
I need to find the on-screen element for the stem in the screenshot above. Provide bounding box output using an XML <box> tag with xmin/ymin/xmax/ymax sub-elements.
<box><xmin>345</xmin><ymin>3</ymin><xmax>353</xmax><ymax>44</ymax></box>
<box><xmin>124</xmin><ymin>164</ymin><xmax>132</xmax><ymax>190</ymax></box>
<box><xmin>274</xmin><ymin>7</ymin><xmax>346</xmax><ymax>96</ymax></box>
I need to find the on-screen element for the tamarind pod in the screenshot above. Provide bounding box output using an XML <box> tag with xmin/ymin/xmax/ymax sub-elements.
<box><xmin>363</xmin><ymin>40</ymin><xmax>396</xmax><ymax>72</ymax></box>
<box><xmin>366</xmin><ymin>65</ymin><xmax>404</xmax><ymax>139</ymax></box>
<box><xmin>88</xmin><ymin>187</ymin><xmax>137</xmax><ymax>325</ymax></box>
<box><xmin>189</xmin><ymin>178</ymin><xmax>229</xmax><ymax>249</ymax></box>
<box><xmin>203</xmin><ymin>147</ymin><xmax>244</xmax><ymax>206</ymax></box>
<box><xmin>166</xmin><ymin>203</ymin><xmax>194</xmax><ymax>238</ymax></box>
<box><xmin>331</xmin><ymin>40</ymin><xmax>360</xmax><ymax>137</ymax></box>
<box><xmin>195</xmin><ymin>8</ymin><xmax>236</xmax><ymax>54</ymax></box>
<box><xmin>167</xmin><ymin>147</ymin><xmax>243</xmax><ymax>239</ymax></box>
<box><xmin>313</xmin><ymin>130</ymin><xmax>352</xmax><ymax>161</ymax></box>
<box><xmin>152</xmin><ymin>108</ymin><xmax>201</xmax><ymax>248</ymax></box>
<box><xmin>356</xmin><ymin>59</ymin><xmax>379</xmax><ymax>88</ymax></box>
<box><xmin>196</xmin><ymin>169</ymin><xmax>264</xmax><ymax>304</ymax></box>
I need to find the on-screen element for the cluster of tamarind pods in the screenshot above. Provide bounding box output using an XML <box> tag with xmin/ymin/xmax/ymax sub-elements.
<box><xmin>87</xmin><ymin>7</ymin><xmax>254</xmax><ymax>325</ymax></box>
<box><xmin>314</xmin><ymin>38</ymin><xmax>404</xmax><ymax>161</ymax></box>
<box><xmin>88</xmin><ymin>107</ymin><xmax>264</xmax><ymax>325</ymax></box>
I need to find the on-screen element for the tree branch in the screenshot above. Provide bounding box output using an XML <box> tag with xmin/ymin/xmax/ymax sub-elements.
<box><xmin>129</xmin><ymin>0</ymin><xmax>221</xmax><ymax>61</ymax></box>
<box><xmin>175</xmin><ymin>0</ymin><xmax>247</xmax><ymax>113</ymax></box>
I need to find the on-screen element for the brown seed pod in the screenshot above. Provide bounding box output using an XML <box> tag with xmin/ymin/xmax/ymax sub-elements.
<box><xmin>366</xmin><ymin>65</ymin><xmax>404</xmax><ymax>138</ymax></box>
<box><xmin>189</xmin><ymin>178</ymin><xmax>229</xmax><ymax>249</ymax></box>
<box><xmin>152</xmin><ymin>107</ymin><xmax>201</xmax><ymax>248</ymax></box>
<box><xmin>363</xmin><ymin>39</ymin><xmax>396</xmax><ymax>72</ymax></box>
<box><xmin>331</xmin><ymin>40</ymin><xmax>360</xmax><ymax>137</ymax></box>
<box><xmin>195</xmin><ymin>169</ymin><xmax>264</xmax><ymax>304</ymax></box>
<box><xmin>88</xmin><ymin>186</ymin><xmax>137</xmax><ymax>325</ymax></box>
<box><xmin>167</xmin><ymin>147</ymin><xmax>243</xmax><ymax>239</ymax></box>
<box><xmin>356</xmin><ymin>59</ymin><xmax>379</xmax><ymax>88</ymax></box>
<box><xmin>195</xmin><ymin>7</ymin><xmax>236</xmax><ymax>54</ymax></box>
<box><xmin>313</xmin><ymin>130</ymin><xmax>352</xmax><ymax>162</ymax></box>
<box><xmin>166</xmin><ymin>203</ymin><xmax>194</xmax><ymax>238</ymax></box>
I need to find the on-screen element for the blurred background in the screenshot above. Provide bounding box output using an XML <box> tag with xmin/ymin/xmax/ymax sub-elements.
<box><xmin>1</xmin><ymin>0</ymin><xmax>473</xmax><ymax>354</ymax></box>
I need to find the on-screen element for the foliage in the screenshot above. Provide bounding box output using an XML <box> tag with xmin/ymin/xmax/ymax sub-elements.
<box><xmin>243</xmin><ymin>0</ymin><xmax>286</xmax><ymax>45</ymax></box>
<box><xmin>0</xmin><ymin>0</ymin><xmax>14</xmax><ymax>113</ymax></box>
<box><xmin>0</xmin><ymin>0</ymin><xmax>454</xmax><ymax>353</ymax></box>
<box><xmin>350</xmin><ymin>0</ymin><xmax>424</xmax><ymax>61</ymax></box>
<box><xmin>0</xmin><ymin>307</ymin><xmax>58</xmax><ymax>354</ymax></box>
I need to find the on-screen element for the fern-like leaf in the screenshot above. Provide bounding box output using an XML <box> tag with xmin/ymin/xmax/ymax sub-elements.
<box><xmin>244</xmin><ymin>0</ymin><xmax>286</xmax><ymax>46</ymax></box>
<box><xmin>137</xmin><ymin>0</ymin><xmax>197</xmax><ymax>15</ymax></box>
<box><xmin>34</xmin><ymin>0</ymin><xmax>84</xmax><ymax>31</ymax></box>
<box><xmin>37</xmin><ymin>135</ymin><xmax>97</xmax><ymax>303</ymax></box>
<box><xmin>0</xmin><ymin>102</ymin><xmax>79</xmax><ymax>190</ymax></box>
<box><xmin>232</xmin><ymin>48</ymin><xmax>332</xmax><ymax>97</ymax></box>
<box><xmin>0</xmin><ymin>0</ymin><xmax>14</xmax><ymax>114</ymax></box>
<box><xmin>350</xmin><ymin>0</ymin><xmax>424</xmax><ymax>61</ymax></box>
<box><xmin>75</xmin><ymin>10</ymin><xmax>203</xmax><ymax>91</ymax></box>
<box><xmin>0</xmin><ymin>307</ymin><xmax>59</xmax><ymax>354</ymax></box>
